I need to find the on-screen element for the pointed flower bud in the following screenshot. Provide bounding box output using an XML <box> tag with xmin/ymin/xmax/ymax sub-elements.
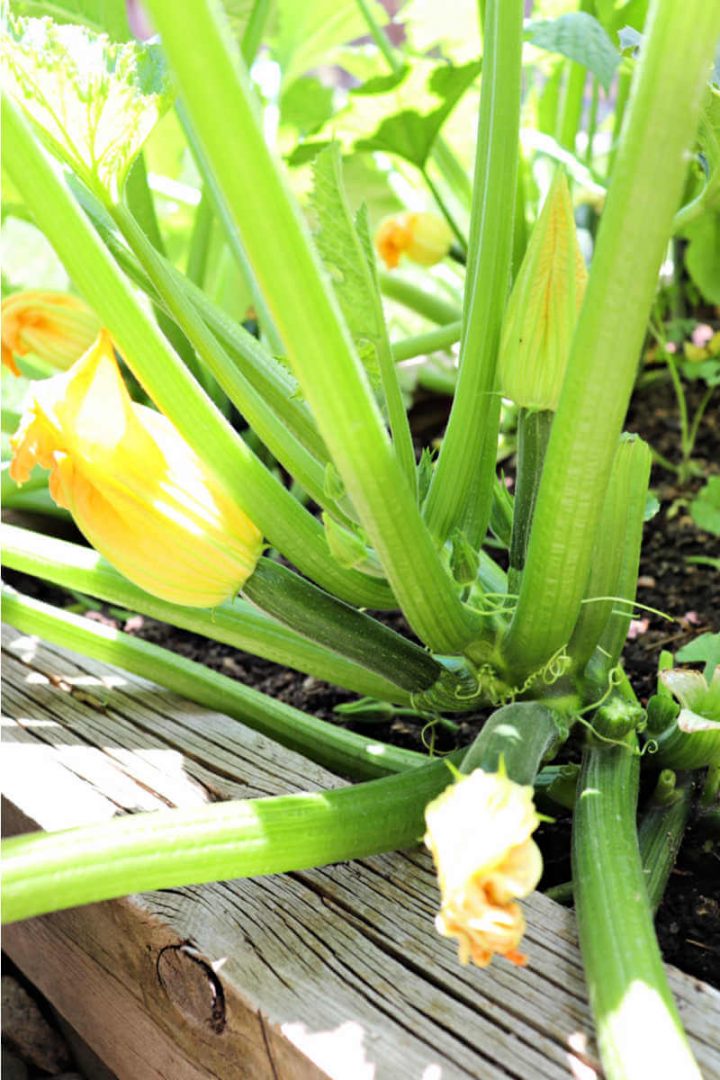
<box><xmin>375</xmin><ymin>212</ymin><xmax>453</xmax><ymax>270</ymax></box>
<box><xmin>499</xmin><ymin>172</ymin><xmax>587</xmax><ymax>411</ymax></box>
<box><xmin>424</xmin><ymin>768</ymin><xmax>542</xmax><ymax>968</ymax></box>
<box><xmin>2</xmin><ymin>291</ymin><xmax>102</xmax><ymax>376</ymax></box>
<box><xmin>10</xmin><ymin>331</ymin><xmax>263</xmax><ymax>607</ymax></box>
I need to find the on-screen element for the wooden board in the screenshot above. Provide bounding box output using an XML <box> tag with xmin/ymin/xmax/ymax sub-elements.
<box><xmin>2</xmin><ymin>625</ymin><xmax>718</xmax><ymax>1080</ymax></box>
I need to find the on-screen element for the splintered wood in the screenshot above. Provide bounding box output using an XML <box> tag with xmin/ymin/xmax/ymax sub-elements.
<box><xmin>2</xmin><ymin>625</ymin><xmax>718</xmax><ymax>1080</ymax></box>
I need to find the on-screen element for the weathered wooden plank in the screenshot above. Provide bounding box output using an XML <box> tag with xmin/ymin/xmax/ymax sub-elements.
<box><xmin>2</xmin><ymin>625</ymin><xmax>719</xmax><ymax>1080</ymax></box>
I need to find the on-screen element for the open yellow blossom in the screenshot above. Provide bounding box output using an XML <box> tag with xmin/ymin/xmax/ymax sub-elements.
<box><xmin>10</xmin><ymin>331</ymin><xmax>263</xmax><ymax>607</ymax></box>
<box><xmin>424</xmin><ymin>768</ymin><xmax>543</xmax><ymax>968</ymax></box>
<box><xmin>2</xmin><ymin>291</ymin><xmax>101</xmax><ymax>376</ymax></box>
<box><xmin>375</xmin><ymin>212</ymin><xmax>453</xmax><ymax>270</ymax></box>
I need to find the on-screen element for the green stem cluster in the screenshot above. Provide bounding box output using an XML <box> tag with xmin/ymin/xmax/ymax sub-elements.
<box><xmin>144</xmin><ymin>0</ymin><xmax>475</xmax><ymax>655</ymax></box>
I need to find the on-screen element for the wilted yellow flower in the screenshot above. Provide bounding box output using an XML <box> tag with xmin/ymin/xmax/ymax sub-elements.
<box><xmin>2</xmin><ymin>290</ymin><xmax>101</xmax><ymax>376</ymax></box>
<box><xmin>10</xmin><ymin>331</ymin><xmax>263</xmax><ymax>607</ymax></box>
<box><xmin>499</xmin><ymin>171</ymin><xmax>587</xmax><ymax>411</ymax></box>
<box><xmin>375</xmin><ymin>212</ymin><xmax>453</xmax><ymax>270</ymax></box>
<box><xmin>424</xmin><ymin>768</ymin><xmax>542</xmax><ymax>968</ymax></box>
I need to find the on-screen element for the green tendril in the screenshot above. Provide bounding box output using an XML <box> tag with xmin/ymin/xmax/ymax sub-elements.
<box><xmin>580</xmin><ymin>595</ymin><xmax>673</xmax><ymax>623</ymax></box>
<box><xmin>578</xmin><ymin>666</ymin><xmax>624</xmax><ymax>716</ymax></box>
<box><xmin>573</xmin><ymin>714</ymin><xmax>643</xmax><ymax>753</ymax></box>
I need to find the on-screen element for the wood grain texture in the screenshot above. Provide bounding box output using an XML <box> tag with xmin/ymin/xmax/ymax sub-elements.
<box><xmin>2</xmin><ymin>625</ymin><xmax>718</xmax><ymax>1080</ymax></box>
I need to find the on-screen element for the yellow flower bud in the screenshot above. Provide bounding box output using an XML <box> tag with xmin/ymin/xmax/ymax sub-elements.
<box><xmin>499</xmin><ymin>172</ymin><xmax>588</xmax><ymax>411</ymax></box>
<box><xmin>2</xmin><ymin>290</ymin><xmax>102</xmax><ymax>376</ymax></box>
<box><xmin>375</xmin><ymin>212</ymin><xmax>453</xmax><ymax>270</ymax></box>
<box><xmin>10</xmin><ymin>331</ymin><xmax>263</xmax><ymax>607</ymax></box>
<box><xmin>424</xmin><ymin>768</ymin><xmax>542</xmax><ymax>968</ymax></box>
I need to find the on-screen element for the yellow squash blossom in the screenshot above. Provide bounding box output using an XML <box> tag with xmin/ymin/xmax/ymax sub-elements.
<box><xmin>424</xmin><ymin>768</ymin><xmax>543</xmax><ymax>968</ymax></box>
<box><xmin>2</xmin><ymin>290</ymin><xmax>101</xmax><ymax>376</ymax></box>
<box><xmin>10</xmin><ymin>331</ymin><xmax>263</xmax><ymax>607</ymax></box>
<box><xmin>375</xmin><ymin>212</ymin><xmax>453</xmax><ymax>270</ymax></box>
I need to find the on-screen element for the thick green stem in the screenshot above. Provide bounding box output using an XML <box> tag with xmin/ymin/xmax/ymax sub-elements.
<box><xmin>0</xmin><ymin>525</ymin><xmax>408</xmax><ymax>703</ymax></box>
<box><xmin>392</xmin><ymin>321</ymin><xmax>462</xmax><ymax>362</ymax></box>
<box><xmin>416</xmin><ymin>363</ymin><xmax>456</xmax><ymax>396</ymax></box>
<box><xmin>507</xmin><ymin>409</ymin><xmax>553</xmax><ymax>594</ymax></box>
<box><xmin>544</xmin><ymin>769</ymin><xmax>693</xmax><ymax>909</ymax></box>
<box><xmin>2</xmin><ymin>587</ymin><xmax>423</xmax><ymax>780</ymax></box>
<box><xmin>1</xmin><ymin>754</ymin><xmax>457</xmax><ymax>925</ymax></box>
<box><xmin>572</xmin><ymin>737</ymin><xmax>701</xmax><ymax>1079</ymax></box>
<box><xmin>424</xmin><ymin>0</ymin><xmax>523</xmax><ymax>547</ymax></box>
<box><xmin>460</xmin><ymin>700</ymin><xmax>566</xmax><ymax>783</ymax></box>
<box><xmin>501</xmin><ymin>0</ymin><xmax>720</xmax><ymax>678</ymax></box>
<box><xmin>569</xmin><ymin>435</ymin><xmax>651</xmax><ymax>673</ymax></box>
<box><xmin>243</xmin><ymin>558</ymin><xmax>442</xmax><ymax>694</ymax></box>
<box><xmin>185</xmin><ymin>189</ymin><xmax>214</xmax><ymax>287</ymax></box>
<box><xmin>3</xmin><ymin>97</ymin><xmax>390</xmax><ymax>610</ymax></box>
<box><xmin>556</xmin><ymin>56</ymin><xmax>587</xmax><ymax>153</ymax></box>
<box><xmin>379</xmin><ymin>273</ymin><xmax>462</xmax><ymax>325</ymax></box>
<box><xmin>591</xmin><ymin>456</ymin><xmax>651</xmax><ymax>674</ymax></box>
<box><xmin>145</xmin><ymin>0</ymin><xmax>476</xmax><ymax>654</ymax></box>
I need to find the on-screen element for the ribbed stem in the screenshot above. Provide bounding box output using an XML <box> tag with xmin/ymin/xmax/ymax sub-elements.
<box><xmin>507</xmin><ymin>409</ymin><xmax>553</xmax><ymax>594</ymax></box>
<box><xmin>568</xmin><ymin>435</ymin><xmax>651</xmax><ymax>672</ymax></box>
<box><xmin>556</xmin><ymin>42</ymin><xmax>588</xmax><ymax>153</ymax></box>
<box><xmin>185</xmin><ymin>189</ymin><xmax>213</xmax><ymax>287</ymax></box>
<box><xmin>501</xmin><ymin>0</ymin><xmax>720</xmax><ymax>678</ymax></box>
<box><xmin>2</xmin><ymin>754</ymin><xmax>457</xmax><ymax>924</ymax></box>
<box><xmin>572</xmin><ymin>738</ymin><xmax>701</xmax><ymax>1079</ymax></box>
<box><xmin>423</xmin><ymin>0</ymin><xmax>523</xmax><ymax>547</ymax></box>
<box><xmin>243</xmin><ymin>558</ymin><xmax>442</xmax><ymax>694</ymax></box>
<box><xmin>460</xmin><ymin>700</ymin><xmax>566</xmax><ymax>783</ymax></box>
<box><xmin>2</xmin><ymin>587</ymin><xmax>423</xmax><ymax>780</ymax></box>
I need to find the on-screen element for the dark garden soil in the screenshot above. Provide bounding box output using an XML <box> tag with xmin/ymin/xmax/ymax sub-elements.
<box><xmin>3</xmin><ymin>376</ymin><xmax>719</xmax><ymax>990</ymax></box>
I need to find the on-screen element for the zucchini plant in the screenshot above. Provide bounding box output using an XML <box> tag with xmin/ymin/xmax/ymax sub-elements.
<box><xmin>2</xmin><ymin>1</ymin><xmax>719</xmax><ymax>1076</ymax></box>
